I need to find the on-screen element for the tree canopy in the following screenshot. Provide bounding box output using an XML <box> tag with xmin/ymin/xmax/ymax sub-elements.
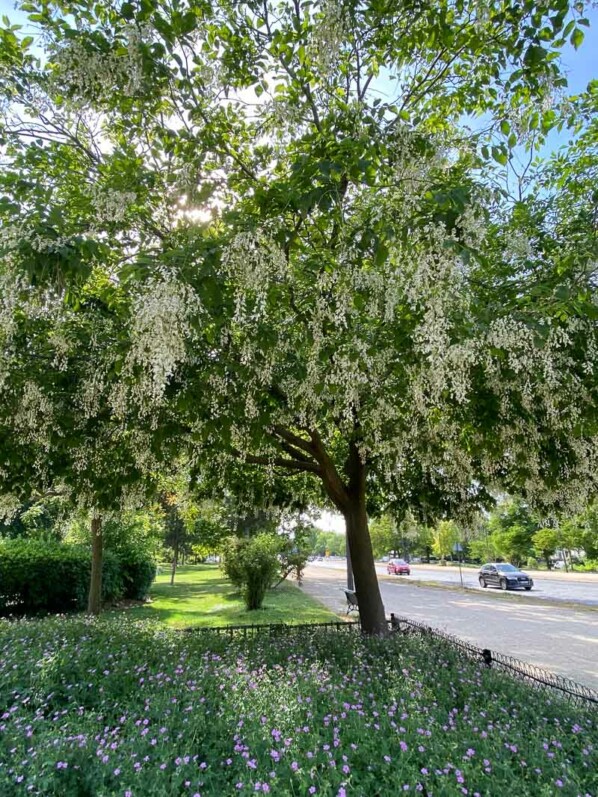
<box><xmin>1</xmin><ymin>0</ymin><xmax>597</xmax><ymax>631</ymax></box>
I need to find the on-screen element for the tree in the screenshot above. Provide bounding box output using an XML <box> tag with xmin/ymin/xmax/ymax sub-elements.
<box><xmin>486</xmin><ymin>498</ymin><xmax>540</xmax><ymax>565</ymax></box>
<box><xmin>432</xmin><ymin>520</ymin><xmax>460</xmax><ymax>564</ymax></box>
<box><xmin>532</xmin><ymin>527</ymin><xmax>559</xmax><ymax>568</ymax></box>
<box><xmin>369</xmin><ymin>515</ymin><xmax>398</xmax><ymax>559</ymax></box>
<box><xmin>1</xmin><ymin>1</ymin><xmax>597</xmax><ymax>632</ymax></box>
<box><xmin>0</xmin><ymin>265</ymin><xmax>161</xmax><ymax>612</ymax></box>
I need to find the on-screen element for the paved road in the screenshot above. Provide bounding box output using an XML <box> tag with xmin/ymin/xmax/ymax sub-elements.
<box><xmin>310</xmin><ymin>558</ymin><xmax>598</xmax><ymax>606</ymax></box>
<box><xmin>302</xmin><ymin>564</ymin><xmax>598</xmax><ymax>689</ymax></box>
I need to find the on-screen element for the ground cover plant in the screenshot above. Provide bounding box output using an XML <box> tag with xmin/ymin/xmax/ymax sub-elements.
<box><xmin>114</xmin><ymin>565</ymin><xmax>336</xmax><ymax>627</ymax></box>
<box><xmin>0</xmin><ymin>617</ymin><xmax>595</xmax><ymax>797</ymax></box>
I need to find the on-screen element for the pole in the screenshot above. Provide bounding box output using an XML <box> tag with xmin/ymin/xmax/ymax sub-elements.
<box><xmin>346</xmin><ymin>536</ymin><xmax>354</xmax><ymax>591</ymax></box>
<box><xmin>458</xmin><ymin>552</ymin><xmax>464</xmax><ymax>588</ymax></box>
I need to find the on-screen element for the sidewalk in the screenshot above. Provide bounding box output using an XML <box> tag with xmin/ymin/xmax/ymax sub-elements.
<box><xmin>300</xmin><ymin>566</ymin><xmax>598</xmax><ymax>689</ymax></box>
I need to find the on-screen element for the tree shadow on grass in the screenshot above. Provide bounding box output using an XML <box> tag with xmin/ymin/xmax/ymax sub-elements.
<box><xmin>114</xmin><ymin>574</ymin><xmax>336</xmax><ymax>628</ymax></box>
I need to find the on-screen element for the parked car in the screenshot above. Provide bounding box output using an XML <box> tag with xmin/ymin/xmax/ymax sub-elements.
<box><xmin>478</xmin><ymin>563</ymin><xmax>533</xmax><ymax>591</ymax></box>
<box><xmin>387</xmin><ymin>558</ymin><xmax>411</xmax><ymax>576</ymax></box>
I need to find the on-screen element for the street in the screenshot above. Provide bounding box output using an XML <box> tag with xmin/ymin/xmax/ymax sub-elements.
<box><xmin>310</xmin><ymin>557</ymin><xmax>598</xmax><ymax>605</ymax></box>
<box><xmin>302</xmin><ymin>564</ymin><xmax>598</xmax><ymax>689</ymax></box>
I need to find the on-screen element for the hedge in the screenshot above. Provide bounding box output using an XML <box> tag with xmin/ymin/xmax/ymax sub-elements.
<box><xmin>0</xmin><ymin>540</ymin><xmax>156</xmax><ymax>615</ymax></box>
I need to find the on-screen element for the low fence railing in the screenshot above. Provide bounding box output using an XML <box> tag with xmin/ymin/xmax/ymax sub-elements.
<box><xmin>388</xmin><ymin>613</ymin><xmax>598</xmax><ymax>708</ymax></box>
<box><xmin>183</xmin><ymin>615</ymin><xmax>597</xmax><ymax>708</ymax></box>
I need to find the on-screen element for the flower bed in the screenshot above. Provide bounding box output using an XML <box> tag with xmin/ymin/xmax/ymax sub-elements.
<box><xmin>0</xmin><ymin>617</ymin><xmax>595</xmax><ymax>796</ymax></box>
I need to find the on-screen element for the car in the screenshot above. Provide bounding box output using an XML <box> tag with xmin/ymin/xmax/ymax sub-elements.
<box><xmin>478</xmin><ymin>563</ymin><xmax>533</xmax><ymax>591</ymax></box>
<box><xmin>387</xmin><ymin>558</ymin><xmax>410</xmax><ymax>576</ymax></box>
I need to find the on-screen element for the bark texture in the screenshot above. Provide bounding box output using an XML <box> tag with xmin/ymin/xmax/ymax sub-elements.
<box><xmin>87</xmin><ymin>514</ymin><xmax>103</xmax><ymax>615</ymax></box>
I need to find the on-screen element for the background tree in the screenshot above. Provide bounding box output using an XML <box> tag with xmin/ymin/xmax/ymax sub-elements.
<box><xmin>532</xmin><ymin>527</ymin><xmax>559</xmax><ymax>568</ymax></box>
<box><xmin>368</xmin><ymin>515</ymin><xmax>399</xmax><ymax>560</ymax></box>
<box><xmin>1</xmin><ymin>1</ymin><xmax>597</xmax><ymax>632</ymax></box>
<box><xmin>432</xmin><ymin>520</ymin><xmax>460</xmax><ymax>565</ymax></box>
<box><xmin>486</xmin><ymin>498</ymin><xmax>540</xmax><ymax>565</ymax></box>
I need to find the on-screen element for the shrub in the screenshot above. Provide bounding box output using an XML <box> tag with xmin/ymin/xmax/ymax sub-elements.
<box><xmin>574</xmin><ymin>559</ymin><xmax>598</xmax><ymax>572</ymax></box>
<box><xmin>0</xmin><ymin>539</ymin><xmax>133</xmax><ymax>614</ymax></box>
<box><xmin>221</xmin><ymin>534</ymin><xmax>280</xmax><ymax>610</ymax></box>
<box><xmin>118</xmin><ymin>551</ymin><xmax>157</xmax><ymax>600</ymax></box>
<box><xmin>526</xmin><ymin>556</ymin><xmax>539</xmax><ymax>569</ymax></box>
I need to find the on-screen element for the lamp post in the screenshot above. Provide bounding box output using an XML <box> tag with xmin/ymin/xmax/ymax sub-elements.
<box><xmin>453</xmin><ymin>542</ymin><xmax>464</xmax><ymax>587</ymax></box>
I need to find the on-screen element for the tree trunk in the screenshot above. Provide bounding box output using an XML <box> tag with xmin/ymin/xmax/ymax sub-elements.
<box><xmin>346</xmin><ymin>535</ymin><xmax>354</xmax><ymax>591</ymax></box>
<box><xmin>87</xmin><ymin>513</ymin><xmax>103</xmax><ymax>615</ymax></box>
<box><xmin>342</xmin><ymin>442</ymin><xmax>387</xmax><ymax>635</ymax></box>
<box><xmin>170</xmin><ymin>536</ymin><xmax>179</xmax><ymax>586</ymax></box>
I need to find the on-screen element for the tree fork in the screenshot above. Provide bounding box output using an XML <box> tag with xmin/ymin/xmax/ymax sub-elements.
<box><xmin>317</xmin><ymin>436</ymin><xmax>387</xmax><ymax>635</ymax></box>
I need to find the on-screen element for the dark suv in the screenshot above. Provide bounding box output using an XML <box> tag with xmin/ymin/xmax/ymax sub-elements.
<box><xmin>479</xmin><ymin>563</ymin><xmax>533</xmax><ymax>591</ymax></box>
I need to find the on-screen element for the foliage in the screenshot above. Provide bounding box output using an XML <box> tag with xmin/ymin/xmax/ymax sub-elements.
<box><xmin>118</xmin><ymin>552</ymin><xmax>157</xmax><ymax>601</ymax></box>
<box><xmin>533</xmin><ymin>527</ymin><xmax>560</xmax><ymax>567</ymax></box>
<box><xmin>468</xmin><ymin>534</ymin><xmax>502</xmax><ymax>564</ymax></box>
<box><xmin>1</xmin><ymin>0</ymin><xmax>597</xmax><ymax>631</ymax></box>
<box><xmin>67</xmin><ymin>510</ymin><xmax>159</xmax><ymax>598</ymax></box>
<box><xmin>309</xmin><ymin>529</ymin><xmax>346</xmax><ymax>557</ymax></box>
<box><xmin>0</xmin><ymin>539</ymin><xmax>123</xmax><ymax>614</ymax></box>
<box><xmin>432</xmin><ymin>520</ymin><xmax>460</xmax><ymax>562</ymax></box>
<box><xmin>0</xmin><ymin>617</ymin><xmax>596</xmax><ymax>796</ymax></box>
<box><xmin>67</xmin><ymin>509</ymin><xmax>163</xmax><ymax>558</ymax></box>
<box><xmin>574</xmin><ymin>558</ymin><xmax>598</xmax><ymax>573</ymax></box>
<box><xmin>526</xmin><ymin>556</ymin><xmax>539</xmax><ymax>569</ymax></box>
<box><xmin>486</xmin><ymin>498</ymin><xmax>541</xmax><ymax>565</ymax></box>
<box><xmin>0</xmin><ymin>494</ymin><xmax>70</xmax><ymax>541</ymax></box>
<box><xmin>368</xmin><ymin>515</ymin><xmax>398</xmax><ymax>559</ymax></box>
<box><xmin>221</xmin><ymin>534</ymin><xmax>282</xmax><ymax>610</ymax></box>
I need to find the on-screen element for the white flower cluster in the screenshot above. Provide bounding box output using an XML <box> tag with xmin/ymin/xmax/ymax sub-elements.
<box><xmin>87</xmin><ymin>185</ymin><xmax>137</xmax><ymax>225</ymax></box>
<box><xmin>52</xmin><ymin>23</ymin><xmax>150</xmax><ymax>102</ymax></box>
<box><xmin>13</xmin><ymin>381</ymin><xmax>54</xmax><ymax>449</ymax></box>
<box><xmin>222</xmin><ymin>230</ymin><xmax>287</xmax><ymax>323</ymax></box>
<box><xmin>126</xmin><ymin>277</ymin><xmax>201</xmax><ymax>406</ymax></box>
<box><xmin>0</xmin><ymin>493</ymin><xmax>21</xmax><ymax>522</ymax></box>
<box><xmin>308</xmin><ymin>0</ymin><xmax>348</xmax><ymax>78</ymax></box>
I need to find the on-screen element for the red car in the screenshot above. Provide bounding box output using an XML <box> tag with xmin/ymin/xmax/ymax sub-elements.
<box><xmin>387</xmin><ymin>558</ymin><xmax>410</xmax><ymax>575</ymax></box>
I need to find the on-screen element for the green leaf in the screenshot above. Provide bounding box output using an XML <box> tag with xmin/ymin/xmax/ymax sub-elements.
<box><xmin>492</xmin><ymin>146</ymin><xmax>508</xmax><ymax>166</ymax></box>
<box><xmin>570</xmin><ymin>28</ymin><xmax>584</xmax><ymax>50</ymax></box>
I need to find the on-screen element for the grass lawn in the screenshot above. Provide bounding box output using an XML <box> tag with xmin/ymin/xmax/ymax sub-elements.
<box><xmin>113</xmin><ymin>564</ymin><xmax>337</xmax><ymax>627</ymax></box>
<box><xmin>0</xmin><ymin>617</ymin><xmax>595</xmax><ymax>796</ymax></box>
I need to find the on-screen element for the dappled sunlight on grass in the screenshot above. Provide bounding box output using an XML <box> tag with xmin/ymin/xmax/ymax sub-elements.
<box><xmin>110</xmin><ymin>564</ymin><xmax>337</xmax><ymax>627</ymax></box>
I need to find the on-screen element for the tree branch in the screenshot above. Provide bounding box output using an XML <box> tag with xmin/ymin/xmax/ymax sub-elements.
<box><xmin>230</xmin><ymin>448</ymin><xmax>322</xmax><ymax>475</ymax></box>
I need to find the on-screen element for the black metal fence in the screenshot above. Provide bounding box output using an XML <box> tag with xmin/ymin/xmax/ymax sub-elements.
<box><xmin>388</xmin><ymin>613</ymin><xmax>598</xmax><ymax>708</ymax></box>
<box><xmin>184</xmin><ymin>615</ymin><xmax>598</xmax><ymax>708</ymax></box>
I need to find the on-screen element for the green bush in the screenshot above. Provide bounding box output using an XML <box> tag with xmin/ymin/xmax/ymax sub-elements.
<box><xmin>0</xmin><ymin>539</ymin><xmax>154</xmax><ymax>614</ymax></box>
<box><xmin>574</xmin><ymin>558</ymin><xmax>598</xmax><ymax>572</ymax></box>
<box><xmin>221</xmin><ymin>534</ymin><xmax>281</xmax><ymax>610</ymax></box>
<box><xmin>118</xmin><ymin>551</ymin><xmax>157</xmax><ymax>600</ymax></box>
<box><xmin>526</xmin><ymin>556</ymin><xmax>539</xmax><ymax>569</ymax></box>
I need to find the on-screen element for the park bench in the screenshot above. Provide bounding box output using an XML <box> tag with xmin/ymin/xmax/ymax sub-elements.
<box><xmin>344</xmin><ymin>588</ymin><xmax>359</xmax><ymax>614</ymax></box>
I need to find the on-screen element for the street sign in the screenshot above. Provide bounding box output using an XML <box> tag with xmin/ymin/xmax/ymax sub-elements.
<box><xmin>452</xmin><ymin>543</ymin><xmax>463</xmax><ymax>553</ymax></box>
